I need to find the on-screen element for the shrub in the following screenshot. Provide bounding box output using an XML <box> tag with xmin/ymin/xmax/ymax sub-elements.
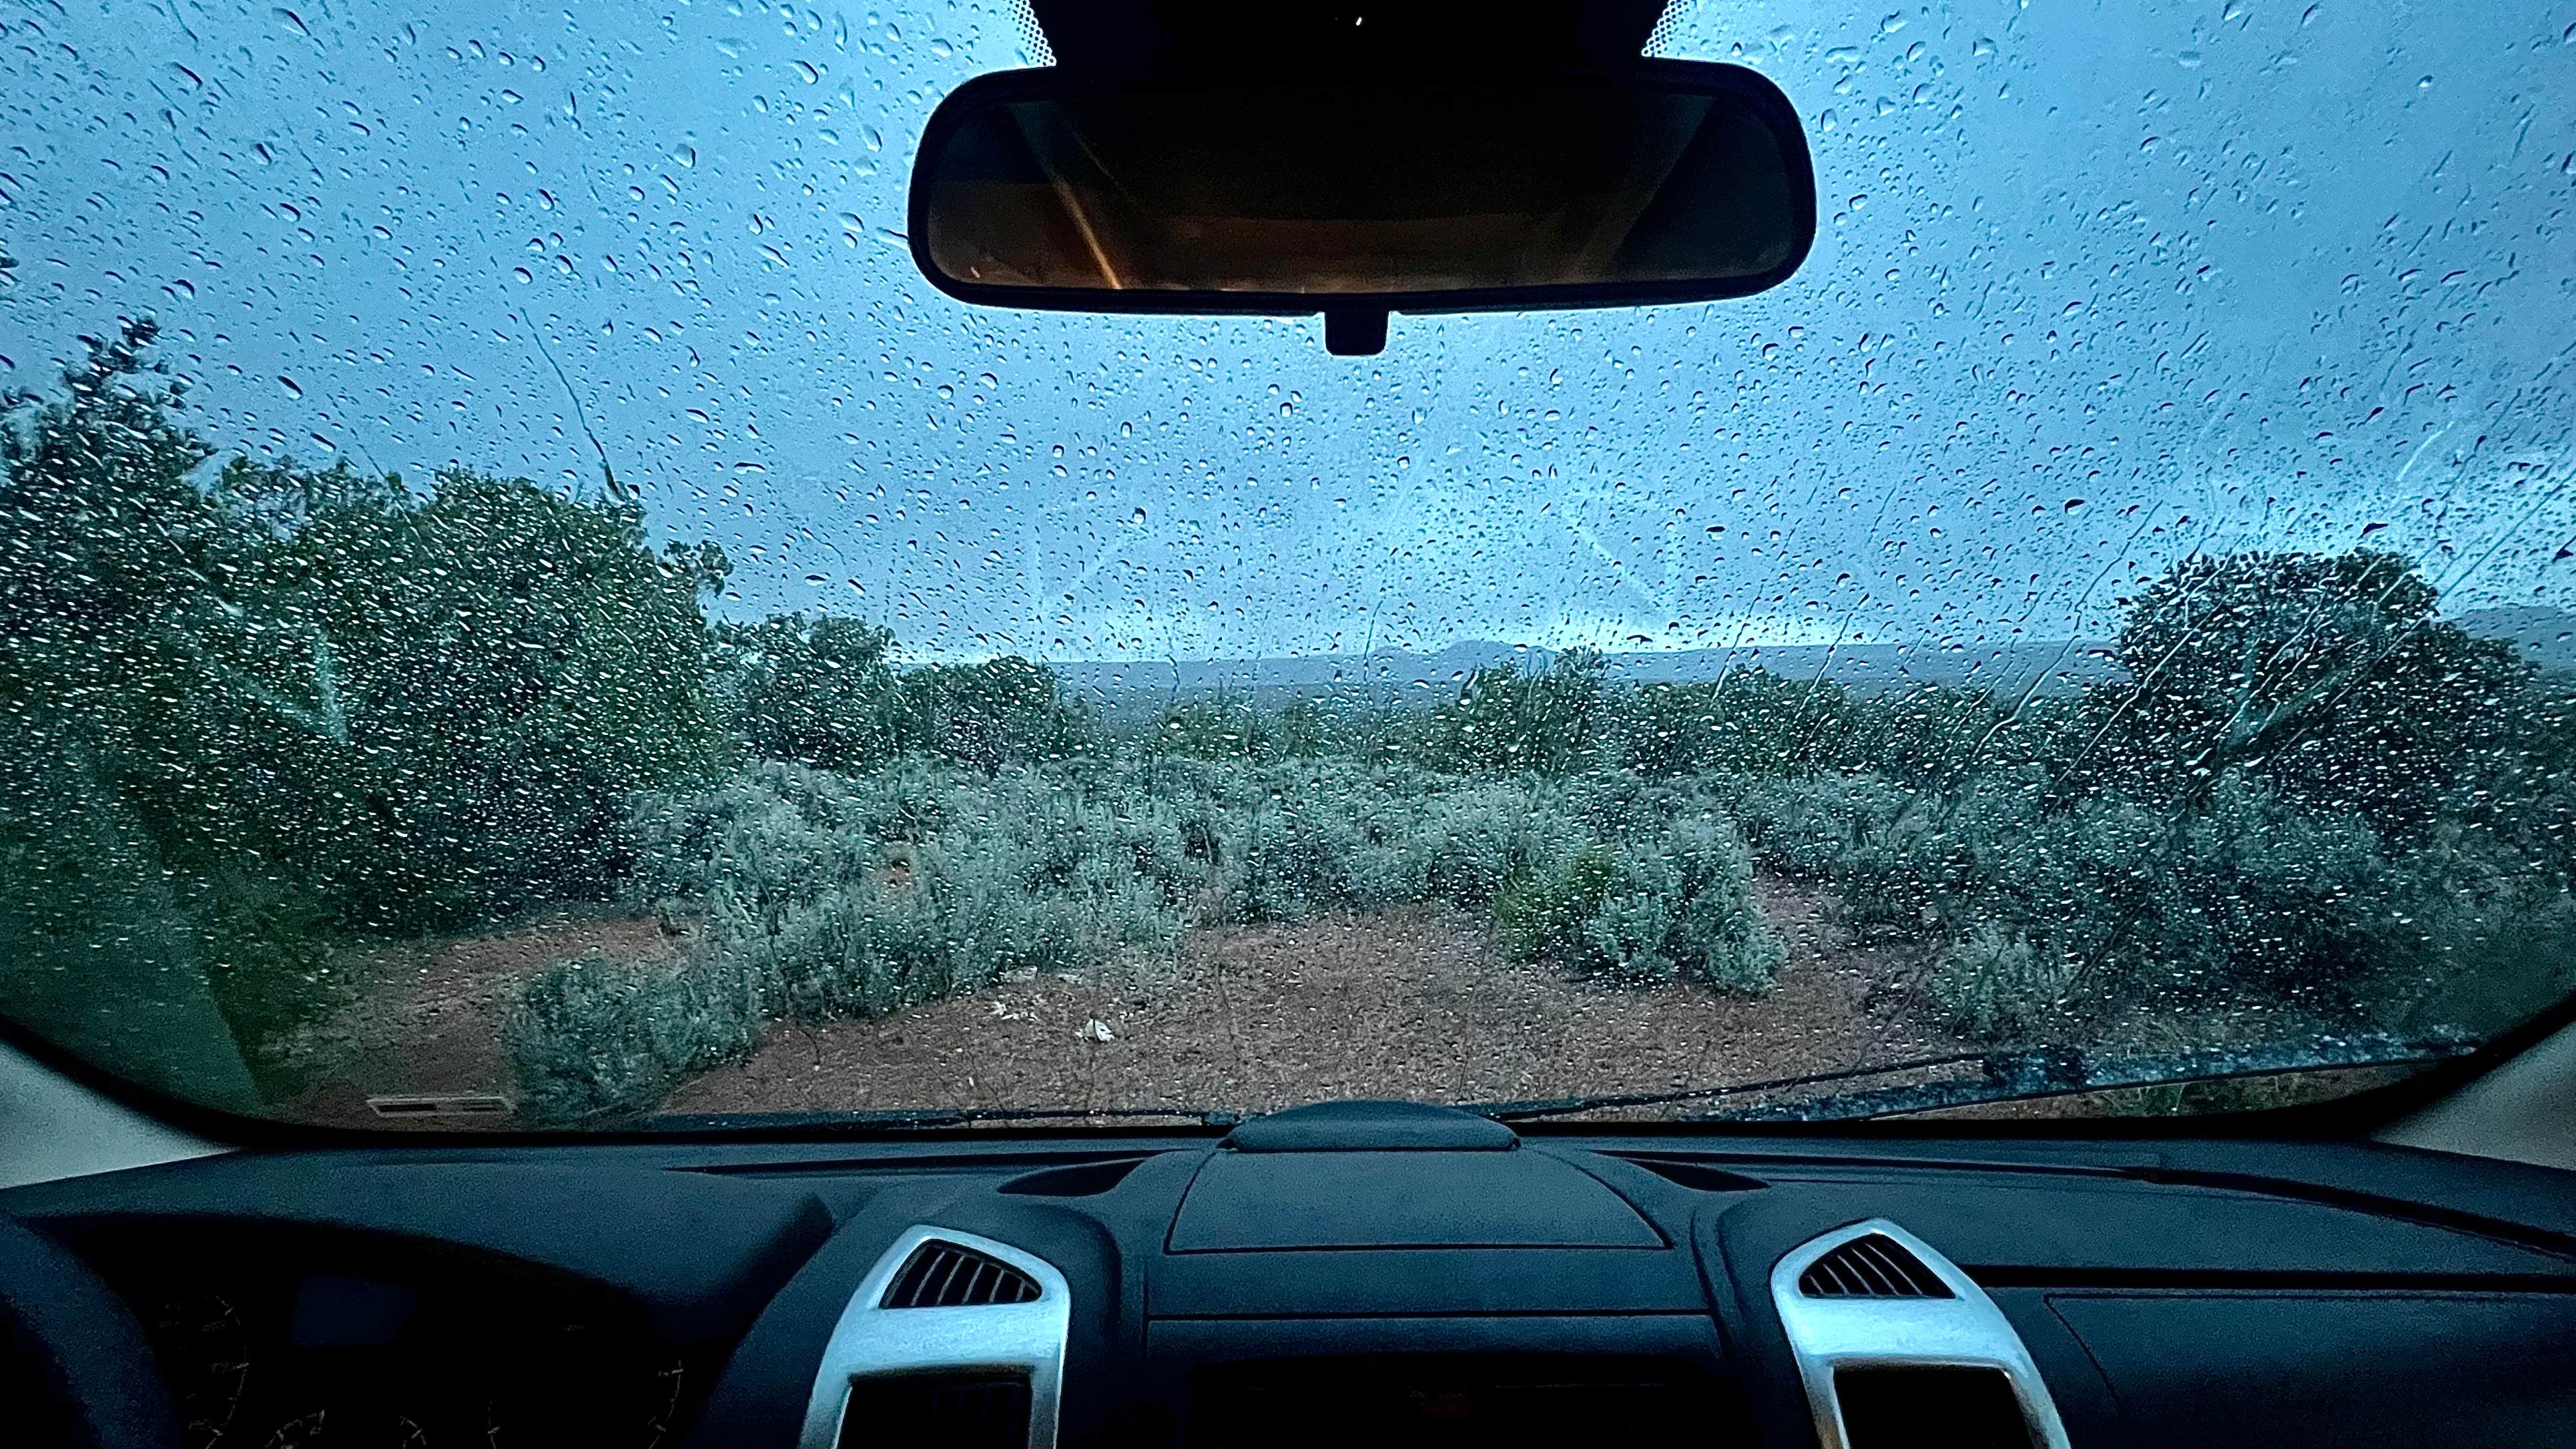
<box><xmin>1231</xmin><ymin>786</ymin><xmax>1375</xmax><ymax>922</ymax></box>
<box><xmin>1495</xmin><ymin>847</ymin><xmax>1616</xmax><ymax>978</ymax></box>
<box><xmin>1153</xmin><ymin>696</ymin><xmax>1327</xmax><ymax>762</ymax></box>
<box><xmin>1662</xmin><ymin>815</ymin><xmax>1788</xmax><ymax>992</ymax></box>
<box><xmin>899</xmin><ymin>656</ymin><xmax>1090</xmax><ymax>770</ymax></box>
<box><xmin>509</xmin><ymin>759</ymin><xmax>1193</xmax><ymax>1121</ymax></box>
<box><xmin>505</xmin><ymin>952</ymin><xmax>763</xmax><ymax>1124</ymax></box>
<box><xmin>1407</xmin><ymin>779</ymin><xmax>1562</xmax><ymax>907</ymax></box>
<box><xmin>1417</xmin><ymin>650</ymin><xmax>1610</xmax><ymax>776</ymax></box>
<box><xmin>1496</xmin><ymin>814</ymin><xmax>1782</xmax><ymax>992</ymax></box>
<box><xmin>1852</xmin><ymin>770</ymin><xmax>2547</xmax><ymax>1035</ymax></box>
<box><xmin>511</xmin><ymin>754</ymin><xmax>1809</xmax><ymax>1119</ymax></box>
<box><xmin>717</xmin><ymin>613</ymin><xmax>905</xmax><ymax>770</ymax></box>
<box><xmin>1618</xmin><ymin>671</ymin><xmax>1847</xmax><ymax>778</ymax></box>
<box><xmin>1925</xmin><ymin>923</ymin><xmax>2077</xmax><ymax>1038</ymax></box>
<box><xmin>1219</xmin><ymin>761</ymin><xmax>1458</xmax><ymax>921</ymax></box>
<box><xmin>1728</xmin><ymin>773</ymin><xmax>1918</xmax><ymax>880</ymax></box>
<box><xmin>2334</xmin><ymin>820</ymin><xmax>2576</xmax><ymax>1033</ymax></box>
<box><xmin>1210</xmin><ymin>765</ymin><xmax>1605</xmax><ymax>924</ymax></box>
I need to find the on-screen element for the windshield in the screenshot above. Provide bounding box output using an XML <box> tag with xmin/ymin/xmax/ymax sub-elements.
<box><xmin>3</xmin><ymin>1</ymin><xmax>2571</xmax><ymax>1131</ymax></box>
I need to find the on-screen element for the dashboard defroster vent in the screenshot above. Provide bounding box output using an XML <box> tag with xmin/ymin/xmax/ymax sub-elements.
<box><xmin>882</xmin><ymin>1240</ymin><xmax>1042</xmax><ymax>1308</ymax></box>
<box><xmin>1799</xmin><ymin>1233</ymin><xmax>1953</xmax><ymax>1299</ymax></box>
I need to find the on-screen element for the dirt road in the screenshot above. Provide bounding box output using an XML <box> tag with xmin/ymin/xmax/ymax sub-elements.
<box><xmin>663</xmin><ymin>878</ymin><xmax>1947</xmax><ymax>1119</ymax></box>
<box><xmin>286</xmin><ymin>908</ymin><xmax>685</xmax><ymax>1127</ymax></box>
<box><xmin>289</xmin><ymin>878</ymin><xmax>1948</xmax><ymax>1126</ymax></box>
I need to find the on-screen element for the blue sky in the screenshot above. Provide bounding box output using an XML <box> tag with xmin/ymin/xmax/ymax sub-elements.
<box><xmin>3</xmin><ymin>0</ymin><xmax>2571</xmax><ymax>663</ymax></box>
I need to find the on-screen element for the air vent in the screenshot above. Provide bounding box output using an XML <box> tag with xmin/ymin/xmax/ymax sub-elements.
<box><xmin>1799</xmin><ymin>1233</ymin><xmax>1953</xmax><ymax>1299</ymax></box>
<box><xmin>1773</xmin><ymin>1222</ymin><xmax>2067</xmax><ymax>1449</ymax></box>
<box><xmin>881</xmin><ymin>1240</ymin><xmax>1042</xmax><ymax>1309</ymax></box>
<box><xmin>807</xmin><ymin>1227</ymin><xmax>1068</xmax><ymax>1447</ymax></box>
<box><xmin>1834</xmin><ymin>1367</ymin><xmax>2031</xmax><ymax>1449</ymax></box>
<box><xmin>839</xmin><ymin>1375</ymin><xmax>1030</xmax><ymax>1449</ymax></box>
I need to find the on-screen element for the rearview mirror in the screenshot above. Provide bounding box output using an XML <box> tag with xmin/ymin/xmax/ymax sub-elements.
<box><xmin>908</xmin><ymin>61</ymin><xmax>1816</xmax><ymax>354</ymax></box>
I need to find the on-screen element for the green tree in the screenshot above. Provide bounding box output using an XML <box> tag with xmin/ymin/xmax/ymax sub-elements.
<box><xmin>900</xmin><ymin>656</ymin><xmax>1088</xmax><ymax>771</ymax></box>
<box><xmin>1421</xmin><ymin>648</ymin><xmax>1610</xmax><ymax>775</ymax></box>
<box><xmin>179</xmin><ymin>459</ymin><xmax>729</xmax><ymax>928</ymax></box>
<box><xmin>2089</xmin><ymin>550</ymin><xmax>2531</xmax><ymax>828</ymax></box>
<box><xmin>0</xmin><ymin>323</ymin><xmax>732</xmax><ymax>1085</ymax></box>
<box><xmin>719</xmin><ymin>612</ymin><xmax>905</xmax><ymax>770</ymax></box>
<box><xmin>0</xmin><ymin>320</ymin><xmax>229</xmax><ymax>834</ymax></box>
<box><xmin>0</xmin><ymin>321</ymin><xmax>308</xmax><ymax>1088</ymax></box>
<box><xmin>1619</xmin><ymin>669</ymin><xmax>1852</xmax><ymax>778</ymax></box>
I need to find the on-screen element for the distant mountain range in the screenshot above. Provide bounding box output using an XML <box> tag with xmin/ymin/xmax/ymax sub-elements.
<box><xmin>1051</xmin><ymin>607</ymin><xmax>2576</xmax><ymax>715</ymax></box>
<box><xmin>1052</xmin><ymin>637</ymin><xmax>2122</xmax><ymax>714</ymax></box>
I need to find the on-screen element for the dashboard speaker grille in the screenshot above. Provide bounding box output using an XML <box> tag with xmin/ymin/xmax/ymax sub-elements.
<box><xmin>881</xmin><ymin>1240</ymin><xmax>1042</xmax><ymax>1308</ymax></box>
<box><xmin>1799</xmin><ymin>1233</ymin><xmax>1953</xmax><ymax>1299</ymax></box>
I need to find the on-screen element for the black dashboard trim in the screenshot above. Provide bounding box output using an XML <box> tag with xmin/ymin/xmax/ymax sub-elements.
<box><xmin>1143</xmin><ymin>1308</ymin><xmax>1718</xmax><ymax>1320</ymax></box>
<box><xmin>682</xmin><ymin>1149</ymin><xmax>1160</xmax><ymax>1179</ymax></box>
<box><xmin>5</xmin><ymin>1127</ymin><xmax>2573</xmax><ymax>1449</ymax></box>
<box><xmin>1968</xmin><ymin>1265</ymin><xmax>2576</xmax><ymax>1293</ymax></box>
<box><xmin>1</xmin><ymin>1161</ymin><xmax>839</xmax><ymax>1348</ymax></box>
<box><xmin>2119</xmin><ymin>1163</ymin><xmax>2576</xmax><ymax>1261</ymax></box>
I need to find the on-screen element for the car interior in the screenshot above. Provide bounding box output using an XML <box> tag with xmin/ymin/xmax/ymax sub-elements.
<box><xmin>5</xmin><ymin>1019</ymin><xmax>2576</xmax><ymax>1448</ymax></box>
<box><xmin>5</xmin><ymin>2</ymin><xmax>2575</xmax><ymax>1448</ymax></box>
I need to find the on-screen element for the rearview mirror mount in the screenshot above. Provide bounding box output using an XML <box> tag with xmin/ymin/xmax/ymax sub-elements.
<box><xmin>907</xmin><ymin>61</ymin><xmax>1816</xmax><ymax>355</ymax></box>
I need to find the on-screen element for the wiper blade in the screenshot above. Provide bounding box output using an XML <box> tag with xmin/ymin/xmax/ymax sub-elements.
<box><xmin>1468</xmin><ymin>1033</ymin><xmax>2475</xmax><ymax>1125</ymax></box>
<box><xmin>1471</xmin><ymin>1053</ymin><xmax>1997</xmax><ymax>1123</ymax></box>
<box><xmin>1704</xmin><ymin>1033</ymin><xmax>2475</xmax><ymax>1123</ymax></box>
<box><xmin>617</xmin><ymin>1036</ymin><xmax>2473</xmax><ymax>1133</ymax></box>
<box><xmin>627</xmin><ymin>1103</ymin><xmax>1241</xmax><ymax>1133</ymax></box>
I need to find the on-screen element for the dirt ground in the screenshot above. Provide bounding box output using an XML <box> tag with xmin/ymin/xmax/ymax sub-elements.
<box><xmin>285</xmin><ymin>907</ymin><xmax>687</xmax><ymax>1127</ymax></box>
<box><xmin>662</xmin><ymin>878</ymin><xmax>1951</xmax><ymax>1120</ymax></box>
<box><xmin>288</xmin><ymin>878</ymin><xmax>1954</xmax><ymax>1126</ymax></box>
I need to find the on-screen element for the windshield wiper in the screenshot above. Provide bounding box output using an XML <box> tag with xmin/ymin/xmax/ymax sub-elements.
<box><xmin>619</xmin><ymin>1035</ymin><xmax>2473</xmax><ymax>1133</ymax></box>
<box><xmin>626</xmin><ymin>1103</ymin><xmax>1241</xmax><ymax>1133</ymax></box>
<box><xmin>1469</xmin><ymin>1032</ymin><xmax>2477</xmax><ymax>1125</ymax></box>
<box><xmin>1706</xmin><ymin>1034</ymin><xmax>2476</xmax><ymax>1122</ymax></box>
<box><xmin>1469</xmin><ymin>1054</ymin><xmax>1996</xmax><ymax>1123</ymax></box>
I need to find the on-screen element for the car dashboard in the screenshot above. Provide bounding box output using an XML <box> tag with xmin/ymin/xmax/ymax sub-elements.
<box><xmin>7</xmin><ymin>1101</ymin><xmax>2575</xmax><ymax>1449</ymax></box>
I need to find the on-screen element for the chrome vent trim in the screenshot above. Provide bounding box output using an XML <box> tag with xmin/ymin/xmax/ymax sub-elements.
<box><xmin>1799</xmin><ymin>1232</ymin><xmax>1953</xmax><ymax>1299</ymax></box>
<box><xmin>1770</xmin><ymin>1219</ymin><xmax>2069</xmax><ymax>1449</ymax></box>
<box><xmin>882</xmin><ymin>1240</ymin><xmax>1043</xmax><ymax>1308</ymax></box>
<box><xmin>799</xmin><ymin>1225</ymin><xmax>1070</xmax><ymax>1449</ymax></box>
